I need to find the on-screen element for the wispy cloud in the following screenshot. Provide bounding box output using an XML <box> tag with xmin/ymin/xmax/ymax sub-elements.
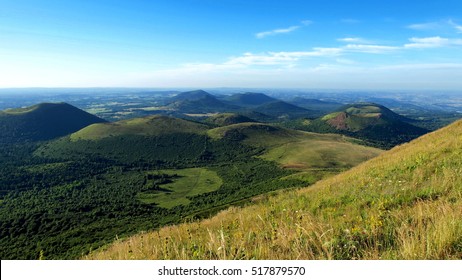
<box><xmin>448</xmin><ymin>19</ymin><xmax>462</xmax><ymax>33</ymax></box>
<box><xmin>255</xmin><ymin>20</ymin><xmax>312</xmax><ymax>39</ymax></box>
<box><xmin>157</xmin><ymin>34</ymin><xmax>462</xmax><ymax>80</ymax></box>
<box><xmin>407</xmin><ymin>19</ymin><xmax>462</xmax><ymax>33</ymax></box>
<box><xmin>337</xmin><ymin>37</ymin><xmax>373</xmax><ymax>44</ymax></box>
<box><xmin>225</xmin><ymin>48</ymin><xmax>342</xmax><ymax>66</ymax></box>
<box><xmin>407</xmin><ymin>22</ymin><xmax>441</xmax><ymax>30</ymax></box>
<box><xmin>344</xmin><ymin>44</ymin><xmax>399</xmax><ymax>53</ymax></box>
<box><xmin>256</xmin><ymin>26</ymin><xmax>300</xmax><ymax>39</ymax></box>
<box><xmin>404</xmin><ymin>36</ymin><xmax>462</xmax><ymax>48</ymax></box>
<box><xmin>341</xmin><ymin>19</ymin><xmax>361</xmax><ymax>24</ymax></box>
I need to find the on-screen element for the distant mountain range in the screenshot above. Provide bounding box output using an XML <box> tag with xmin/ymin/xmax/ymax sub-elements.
<box><xmin>166</xmin><ymin>90</ymin><xmax>315</xmax><ymax>119</ymax></box>
<box><xmin>0</xmin><ymin>93</ymin><xmax>428</xmax><ymax>150</ymax></box>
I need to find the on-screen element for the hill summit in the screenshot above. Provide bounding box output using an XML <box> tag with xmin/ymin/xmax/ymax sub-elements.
<box><xmin>224</xmin><ymin>92</ymin><xmax>277</xmax><ymax>107</ymax></box>
<box><xmin>0</xmin><ymin>102</ymin><xmax>106</xmax><ymax>143</ymax></box>
<box><xmin>301</xmin><ymin>103</ymin><xmax>428</xmax><ymax>148</ymax></box>
<box><xmin>166</xmin><ymin>90</ymin><xmax>238</xmax><ymax>113</ymax></box>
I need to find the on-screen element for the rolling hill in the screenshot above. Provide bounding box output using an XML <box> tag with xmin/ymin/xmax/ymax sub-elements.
<box><xmin>223</xmin><ymin>92</ymin><xmax>278</xmax><ymax>107</ymax></box>
<box><xmin>0</xmin><ymin>102</ymin><xmax>106</xmax><ymax>143</ymax></box>
<box><xmin>208</xmin><ymin>122</ymin><xmax>381</xmax><ymax>175</ymax></box>
<box><xmin>87</xmin><ymin>119</ymin><xmax>462</xmax><ymax>260</ymax></box>
<box><xmin>205</xmin><ymin>113</ymin><xmax>256</xmax><ymax>126</ymax></box>
<box><xmin>297</xmin><ymin>103</ymin><xmax>429</xmax><ymax>148</ymax></box>
<box><xmin>288</xmin><ymin>97</ymin><xmax>343</xmax><ymax>115</ymax></box>
<box><xmin>70</xmin><ymin>115</ymin><xmax>209</xmax><ymax>141</ymax></box>
<box><xmin>166</xmin><ymin>90</ymin><xmax>239</xmax><ymax>113</ymax></box>
<box><xmin>251</xmin><ymin>101</ymin><xmax>313</xmax><ymax>119</ymax></box>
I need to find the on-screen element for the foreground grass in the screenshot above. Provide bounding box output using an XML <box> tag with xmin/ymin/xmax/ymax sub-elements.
<box><xmin>86</xmin><ymin>120</ymin><xmax>462</xmax><ymax>260</ymax></box>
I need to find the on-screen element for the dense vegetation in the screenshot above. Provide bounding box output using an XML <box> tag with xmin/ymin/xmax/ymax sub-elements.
<box><xmin>0</xmin><ymin>103</ymin><xmax>105</xmax><ymax>143</ymax></box>
<box><xmin>0</xmin><ymin>132</ymin><xmax>301</xmax><ymax>259</ymax></box>
<box><xmin>1</xmin><ymin>95</ymin><xmax>441</xmax><ymax>260</ymax></box>
<box><xmin>87</xmin><ymin>119</ymin><xmax>462</xmax><ymax>260</ymax></box>
<box><xmin>0</xmin><ymin>109</ymin><xmax>382</xmax><ymax>259</ymax></box>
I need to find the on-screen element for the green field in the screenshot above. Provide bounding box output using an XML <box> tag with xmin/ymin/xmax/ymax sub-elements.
<box><xmin>137</xmin><ymin>168</ymin><xmax>222</xmax><ymax>208</ymax></box>
<box><xmin>261</xmin><ymin>138</ymin><xmax>381</xmax><ymax>170</ymax></box>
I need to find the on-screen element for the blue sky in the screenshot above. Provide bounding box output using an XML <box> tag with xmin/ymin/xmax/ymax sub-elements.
<box><xmin>1</xmin><ymin>0</ymin><xmax>462</xmax><ymax>90</ymax></box>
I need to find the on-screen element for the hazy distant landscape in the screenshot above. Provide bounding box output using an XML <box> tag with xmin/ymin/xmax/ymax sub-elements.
<box><xmin>1</xmin><ymin>0</ymin><xmax>462</xmax><ymax>262</ymax></box>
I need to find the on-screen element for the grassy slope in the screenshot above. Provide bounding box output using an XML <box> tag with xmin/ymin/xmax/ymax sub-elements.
<box><xmin>209</xmin><ymin>122</ymin><xmax>381</xmax><ymax>174</ymax></box>
<box><xmin>70</xmin><ymin>115</ymin><xmax>208</xmax><ymax>141</ymax></box>
<box><xmin>87</xmin><ymin>119</ymin><xmax>462</xmax><ymax>260</ymax></box>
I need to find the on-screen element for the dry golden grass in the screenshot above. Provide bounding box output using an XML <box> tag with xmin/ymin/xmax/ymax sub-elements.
<box><xmin>86</xmin><ymin>120</ymin><xmax>462</xmax><ymax>260</ymax></box>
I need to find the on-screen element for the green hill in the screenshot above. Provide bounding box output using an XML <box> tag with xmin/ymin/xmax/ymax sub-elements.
<box><xmin>0</xmin><ymin>102</ymin><xmax>106</xmax><ymax>143</ymax></box>
<box><xmin>208</xmin><ymin>122</ymin><xmax>381</xmax><ymax>174</ymax></box>
<box><xmin>288</xmin><ymin>97</ymin><xmax>342</xmax><ymax>115</ymax></box>
<box><xmin>87</xmin><ymin>119</ymin><xmax>462</xmax><ymax>260</ymax></box>
<box><xmin>224</xmin><ymin>92</ymin><xmax>277</xmax><ymax>107</ymax></box>
<box><xmin>166</xmin><ymin>90</ymin><xmax>239</xmax><ymax>113</ymax></box>
<box><xmin>38</xmin><ymin>115</ymin><xmax>213</xmax><ymax>164</ymax></box>
<box><xmin>296</xmin><ymin>103</ymin><xmax>428</xmax><ymax>148</ymax></box>
<box><xmin>205</xmin><ymin>113</ymin><xmax>256</xmax><ymax>126</ymax></box>
<box><xmin>168</xmin><ymin>90</ymin><xmax>213</xmax><ymax>102</ymax></box>
<box><xmin>252</xmin><ymin>101</ymin><xmax>313</xmax><ymax>119</ymax></box>
<box><xmin>70</xmin><ymin>115</ymin><xmax>209</xmax><ymax>141</ymax></box>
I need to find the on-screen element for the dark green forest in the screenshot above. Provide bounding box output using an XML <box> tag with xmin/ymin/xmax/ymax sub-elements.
<box><xmin>0</xmin><ymin>134</ymin><xmax>303</xmax><ymax>259</ymax></box>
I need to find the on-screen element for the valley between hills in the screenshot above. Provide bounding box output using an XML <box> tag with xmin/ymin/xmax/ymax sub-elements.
<box><xmin>0</xmin><ymin>89</ymin><xmax>460</xmax><ymax>259</ymax></box>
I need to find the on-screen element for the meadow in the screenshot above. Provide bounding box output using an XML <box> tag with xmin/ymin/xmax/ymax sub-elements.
<box><xmin>137</xmin><ymin>168</ymin><xmax>222</xmax><ymax>208</ymax></box>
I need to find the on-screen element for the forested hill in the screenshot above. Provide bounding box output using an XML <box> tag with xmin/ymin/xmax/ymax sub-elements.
<box><xmin>0</xmin><ymin>102</ymin><xmax>106</xmax><ymax>143</ymax></box>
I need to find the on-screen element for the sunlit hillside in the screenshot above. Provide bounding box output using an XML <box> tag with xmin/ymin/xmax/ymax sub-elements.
<box><xmin>87</xmin><ymin>119</ymin><xmax>462</xmax><ymax>260</ymax></box>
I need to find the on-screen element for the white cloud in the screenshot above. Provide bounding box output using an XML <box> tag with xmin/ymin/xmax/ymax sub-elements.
<box><xmin>134</xmin><ymin>62</ymin><xmax>462</xmax><ymax>90</ymax></box>
<box><xmin>224</xmin><ymin>48</ymin><xmax>342</xmax><ymax>66</ymax></box>
<box><xmin>408</xmin><ymin>19</ymin><xmax>462</xmax><ymax>33</ymax></box>
<box><xmin>256</xmin><ymin>25</ymin><xmax>300</xmax><ymax>39</ymax></box>
<box><xmin>344</xmin><ymin>44</ymin><xmax>399</xmax><ymax>53</ymax></box>
<box><xmin>404</xmin><ymin>36</ymin><xmax>462</xmax><ymax>48</ymax></box>
<box><xmin>338</xmin><ymin>37</ymin><xmax>362</xmax><ymax>42</ymax></box>
<box><xmin>255</xmin><ymin>20</ymin><xmax>312</xmax><ymax>39</ymax></box>
<box><xmin>337</xmin><ymin>37</ymin><xmax>374</xmax><ymax>44</ymax></box>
